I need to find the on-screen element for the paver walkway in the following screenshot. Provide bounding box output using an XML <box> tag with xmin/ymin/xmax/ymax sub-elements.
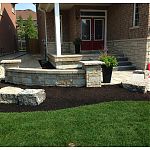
<box><xmin>0</xmin><ymin>52</ymin><xmax>41</xmax><ymax>68</ymax></box>
<box><xmin>102</xmin><ymin>70</ymin><xmax>135</xmax><ymax>85</ymax></box>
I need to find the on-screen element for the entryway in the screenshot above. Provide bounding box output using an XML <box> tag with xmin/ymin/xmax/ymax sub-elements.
<box><xmin>80</xmin><ymin>10</ymin><xmax>107</xmax><ymax>51</ymax></box>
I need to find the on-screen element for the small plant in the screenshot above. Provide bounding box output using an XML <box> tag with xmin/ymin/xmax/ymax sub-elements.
<box><xmin>99</xmin><ymin>54</ymin><xmax>118</xmax><ymax>68</ymax></box>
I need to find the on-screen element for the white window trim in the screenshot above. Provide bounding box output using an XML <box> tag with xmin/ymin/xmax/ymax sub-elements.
<box><xmin>81</xmin><ymin>18</ymin><xmax>91</xmax><ymax>41</ymax></box>
<box><xmin>0</xmin><ymin>3</ymin><xmax>2</xmax><ymax>16</ymax></box>
<box><xmin>11</xmin><ymin>4</ymin><xmax>15</xmax><ymax>14</ymax></box>
<box><xmin>94</xmin><ymin>19</ymin><xmax>104</xmax><ymax>41</ymax></box>
<box><xmin>133</xmin><ymin>3</ymin><xmax>139</xmax><ymax>27</ymax></box>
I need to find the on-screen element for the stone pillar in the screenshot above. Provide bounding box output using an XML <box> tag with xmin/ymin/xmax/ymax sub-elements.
<box><xmin>80</xmin><ymin>61</ymin><xmax>104</xmax><ymax>87</ymax></box>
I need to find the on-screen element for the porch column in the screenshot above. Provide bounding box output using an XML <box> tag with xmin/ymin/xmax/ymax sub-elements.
<box><xmin>104</xmin><ymin>11</ymin><xmax>107</xmax><ymax>50</ymax></box>
<box><xmin>54</xmin><ymin>3</ymin><xmax>61</xmax><ymax>56</ymax></box>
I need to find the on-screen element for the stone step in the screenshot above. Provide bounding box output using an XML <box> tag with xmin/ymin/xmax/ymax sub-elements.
<box><xmin>109</xmin><ymin>52</ymin><xmax>124</xmax><ymax>57</ymax></box>
<box><xmin>116</xmin><ymin>57</ymin><xmax>128</xmax><ymax>61</ymax></box>
<box><xmin>118</xmin><ymin>61</ymin><xmax>132</xmax><ymax>66</ymax></box>
<box><xmin>114</xmin><ymin>65</ymin><xmax>136</xmax><ymax>71</ymax></box>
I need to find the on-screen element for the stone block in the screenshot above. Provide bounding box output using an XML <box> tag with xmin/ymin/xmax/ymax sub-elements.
<box><xmin>0</xmin><ymin>87</ymin><xmax>24</xmax><ymax>104</ymax></box>
<box><xmin>18</xmin><ymin>89</ymin><xmax>46</xmax><ymax>106</ymax></box>
<box><xmin>121</xmin><ymin>79</ymin><xmax>148</xmax><ymax>93</ymax></box>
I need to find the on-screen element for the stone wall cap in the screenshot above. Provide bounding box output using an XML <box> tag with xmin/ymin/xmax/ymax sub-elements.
<box><xmin>0</xmin><ymin>59</ymin><xmax>21</xmax><ymax>64</ymax></box>
<box><xmin>80</xmin><ymin>61</ymin><xmax>105</xmax><ymax>66</ymax></box>
<box><xmin>7</xmin><ymin>67</ymin><xmax>85</xmax><ymax>74</ymax></box>
<box><xmin>0</xmin><ymin>86</ymin><xmax>23</xmax><ymax>94</ymax></box>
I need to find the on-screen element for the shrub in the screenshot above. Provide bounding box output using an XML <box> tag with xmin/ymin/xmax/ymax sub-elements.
<box><xmin>99</xmin><ymin>54</ymin><xmax>118</xmax><ymax>68</ymax></box>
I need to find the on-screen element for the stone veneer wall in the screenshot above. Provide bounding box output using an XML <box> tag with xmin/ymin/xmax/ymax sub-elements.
<box><xmin>47</xmin><ymin>42</ymin><xmax>75</xmax><ymax>54</ymax></box>
<box><xmin>107</xmin><ymin>38</ymin><xmax>150</xmax><ymax>70</ymax></box>
<box><xmin>5</xmin><ymin>68</ymin><xmax>85</xmax><ymax>87</ymax></box>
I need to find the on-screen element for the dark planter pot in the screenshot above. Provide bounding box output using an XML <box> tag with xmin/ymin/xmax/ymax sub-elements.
<box><xmin>75</xmin><ymin>44</ymin><xmax>80</xmax><ymax>54</ymax></box>
<box><xmin>102</xmin><ymin>65</ymin><xmax>113</xmax><ymax>83</ymax></box>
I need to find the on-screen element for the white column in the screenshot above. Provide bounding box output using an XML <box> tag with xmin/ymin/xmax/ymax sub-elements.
<box><xmin>104</xmin><ymin>11</ymin><xmax>107</xmax><ymax>50</ymax></box>
<box><xmin>54</xmin><ymin>3</ymin><xmax>61</xmax><ymax>56</ymax></box>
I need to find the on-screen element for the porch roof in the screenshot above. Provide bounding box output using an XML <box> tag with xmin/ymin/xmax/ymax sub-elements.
<box><xmin>38</xmin><ymin>3</ymin><xmax>112</xmax><ymax>12</ymax></box>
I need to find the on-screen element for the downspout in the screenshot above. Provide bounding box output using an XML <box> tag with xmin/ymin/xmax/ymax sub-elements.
<box><xmin>38</xmin><ymin>7</ymin><xmax>48</xmax><ymax>61</ymax></box>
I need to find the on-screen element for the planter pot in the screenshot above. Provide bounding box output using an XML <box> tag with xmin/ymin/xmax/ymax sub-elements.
<box><xmin>102</xmin><ymin>65</ymin><xmax>113</xmax><ymax>83</ymax></box>
<box><xmin>75</xmin><ymin>44</ymin><xmax>80</xmax><ymax>54</ymax></box>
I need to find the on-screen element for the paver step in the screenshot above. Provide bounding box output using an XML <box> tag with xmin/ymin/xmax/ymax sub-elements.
<box><xmin>118</xmin><ymin>61</ymin><xmax>132</xmax><ymax>66</ymax></box>
<box><xmin>109</xmin><ymin>53</ymin><xmax>124</xmax><ymax>57</ymax></box>
<box><xmin>114</xmin><ymin>65</ymin><xmax>136</xmax><ymax>71</ymax></box>
<box><xmin>116</xmin><ymin>57</ymin><xmax>128</xmax><ymax>61</ymax></box>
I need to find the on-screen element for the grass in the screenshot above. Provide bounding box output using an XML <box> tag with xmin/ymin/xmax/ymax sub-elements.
<box><xmin>0</xmin><ymin>101</ymin><xmax>149</xmax><ymax>147</ymax></box>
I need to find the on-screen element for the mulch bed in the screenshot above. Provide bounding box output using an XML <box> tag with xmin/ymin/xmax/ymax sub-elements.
<box><xmin>0</xmin><ymin>82</ymin><xmax>149</xmax><ymax>113</ymax></box>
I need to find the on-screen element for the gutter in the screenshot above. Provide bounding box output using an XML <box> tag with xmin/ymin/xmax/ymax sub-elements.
<box><xmin>38</xmin><ymin>7</ymin><xmax>48</xmax><ymax>61</ymax></box>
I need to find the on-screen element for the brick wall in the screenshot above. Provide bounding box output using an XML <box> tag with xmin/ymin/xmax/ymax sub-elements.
<box><xmin>107</xmin><ymin>4</ymin><xmax>150</xmax><ymax>69</ymax></box>
<box><xmin>107</xmin><ymin>4</ymin><xmax>149</xmax><ymax>40</ymax></box>
<box><xmin>0</xmin><ymin>3</ymin><xmax>17</xmax><ymax>55</ymax></box>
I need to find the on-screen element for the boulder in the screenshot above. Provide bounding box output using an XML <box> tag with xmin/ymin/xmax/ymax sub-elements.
<box><xmin>18</xmin><ymin>89</ymin><xmax>46</xmax><ymax>106</ymax></box>
<box><xmin>121</xmin><ymin>79</ymin><xmax>148</xmax><ymax>93</ymax></box>
<box><xmin>0</xmin><ymin>86</ymin><xmax>23</xmax><ymax>104</ymax></box>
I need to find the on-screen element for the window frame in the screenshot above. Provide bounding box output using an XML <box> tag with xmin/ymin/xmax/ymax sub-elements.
<box><xmin>133</xmin><ymin>3</ymin><xmax>140</xmax><ymax>27</ymax></box>
<box><xmin>11</xmin><ymin>3</ymin><xmax>15</xmax><ymax>14</ymax></box>
<box><xmin>94</xmin><ymin>18</ymin><xmax>104</xmax><ymax>41</ymax></box>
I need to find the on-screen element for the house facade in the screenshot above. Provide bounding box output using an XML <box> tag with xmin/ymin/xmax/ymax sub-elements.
<box><xmin>16</xmin><ymin>9</ymin><xmax>37</xmax><ymax>26</ymax></box>
<box><xmin>37</xmin><ymin>3</ymin><xmax>150</xmax><ymax>70</ymax></box>
<box><xmin>0</xmin><ymin>3</ymin><xmax>17</xmax><ymax>55</ymax></box>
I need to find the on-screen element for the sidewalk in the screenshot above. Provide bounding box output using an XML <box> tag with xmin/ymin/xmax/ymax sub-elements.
<box><xmin>0</xmin><ymin>52</ymin><xmax>42</xmax><ymax>68</ymax></box>
<box><xmin>0</xmin><ymin>52</ymin><xmax>26</xmax><ymax>61</ymax></box>
<box><xmin>101</xmin><ymin>70</ymin><xmax>134</xmax><ymax>85</ymax></box>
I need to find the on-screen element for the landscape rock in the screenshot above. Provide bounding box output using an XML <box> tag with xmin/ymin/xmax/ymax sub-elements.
<box><xmin>121</xmin><ymin>79</ymin><xmax>148</xmax><ymax>93</ymax></box>
<box><xmin>0</xmin><ymin>86</ymin><xmax>24</xmax><ymax>104</ymax></box>
<box><xmin>18</xmin><ymin>89</ymin><xmax>46</xmax><ymax>106</ymax></box>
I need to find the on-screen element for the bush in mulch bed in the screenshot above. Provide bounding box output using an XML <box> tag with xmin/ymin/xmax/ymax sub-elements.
<box><xmin>0</xmin><ymin>82</ymin><xmax>149</xmax><ymax>113</ymax></box>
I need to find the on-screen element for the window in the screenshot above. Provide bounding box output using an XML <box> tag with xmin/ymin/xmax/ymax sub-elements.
<box><xmin>81</xmin><ymin>19</ymin><xmax>91</xmax><ymax>40</ymax></box>
<box><xmin>133</xmin><ymin>3</ymin><xmax>139</xmax><ymax>27</ymax></box>
<box><xmin>80</xmin><ymin>11</ymin><xmax>105</xmax><ymax>17</ymax></box>
<box><xmin>94</xmin><ymin>19</ymin><xmax>104</xmax><ymax>40</ymax></box>
<box><xmin>11</xmin><ymin>3</ymin><xmax>15</xmax><ymax>14</ymax></box>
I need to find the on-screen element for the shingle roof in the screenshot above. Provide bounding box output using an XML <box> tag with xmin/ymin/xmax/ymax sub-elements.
<box><xmin>16</xmin><ymin>9</ymin><xmax>37</xmax><ymax>20</ymax></box>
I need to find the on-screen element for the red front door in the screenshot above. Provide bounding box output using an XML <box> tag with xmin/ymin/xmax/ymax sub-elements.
<box><xmin>81</xmin><ymin>17</ymin><xmax>104</xmax><ymax>51</ymax></box>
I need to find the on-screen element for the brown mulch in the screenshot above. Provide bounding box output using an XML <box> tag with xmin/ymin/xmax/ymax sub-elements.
<box><xmin>0</xmin><ymin>82</ymin><xmax>149</xmax><ymax>113</ymax></box>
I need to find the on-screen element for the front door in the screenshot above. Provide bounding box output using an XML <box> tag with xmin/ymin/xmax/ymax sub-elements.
<box><xmin>81</xmin><ymin>17</ymin><xmax>104</xmax><ymax>51</ymax></box>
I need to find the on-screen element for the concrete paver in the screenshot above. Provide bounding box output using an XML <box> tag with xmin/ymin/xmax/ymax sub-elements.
<box><xmin>102</xmin><ymin>70</ymin><xmax>134</xmax><ymax>85</ymax></box>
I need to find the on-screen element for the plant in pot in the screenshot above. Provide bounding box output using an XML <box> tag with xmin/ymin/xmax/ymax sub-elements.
<box><xmin>73</xmin><ymin>37</ymin><xmax>81</xmax><ymax>54</ymax></box>
<box><xmin>99</xmin><ymin>54</ymin><xmax>118</xmax><ymax>83</ymax></box>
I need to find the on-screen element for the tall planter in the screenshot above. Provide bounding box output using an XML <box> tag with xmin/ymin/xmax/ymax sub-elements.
<box><xmin>73</xmin><ymin>38</ymin><xmax>81</xmax><ymax>54</ymax></box>
<box><xmin>102</xmin><ymin>65</ymin><xmax>113</xmax><ymax>83</ymax></box>
<box><xmin>75</xmin><ymin>44</ymin><xmax>80</xmax><ymax>54</ymax></box>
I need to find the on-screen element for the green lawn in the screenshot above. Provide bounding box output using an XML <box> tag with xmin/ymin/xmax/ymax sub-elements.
<box><xmin>0</xmin><ymin>101</ymin><xmax>149</xmax><ymax>147</ymax></box>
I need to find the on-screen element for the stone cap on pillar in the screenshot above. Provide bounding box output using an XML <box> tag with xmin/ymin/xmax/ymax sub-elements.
<box><xmin>80</xmin><ymin>60</ymin><xmax>105</xmax><ymax>66</ymax></box>
<box><xmin>0</xmin><ymin>59</ymin><xmax>21</xmax><ymax>64</ymax></box>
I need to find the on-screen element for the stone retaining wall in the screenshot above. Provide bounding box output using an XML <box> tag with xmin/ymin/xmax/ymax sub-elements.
<box><xmin>5</xmin><ymin>68</ymin><xmax>86</xmax><ymax>87</ymax></box>
<box><xmin>107</xmin><ymin>38</ymin><xmax>150</xmax><ymax>70</ymax></box>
